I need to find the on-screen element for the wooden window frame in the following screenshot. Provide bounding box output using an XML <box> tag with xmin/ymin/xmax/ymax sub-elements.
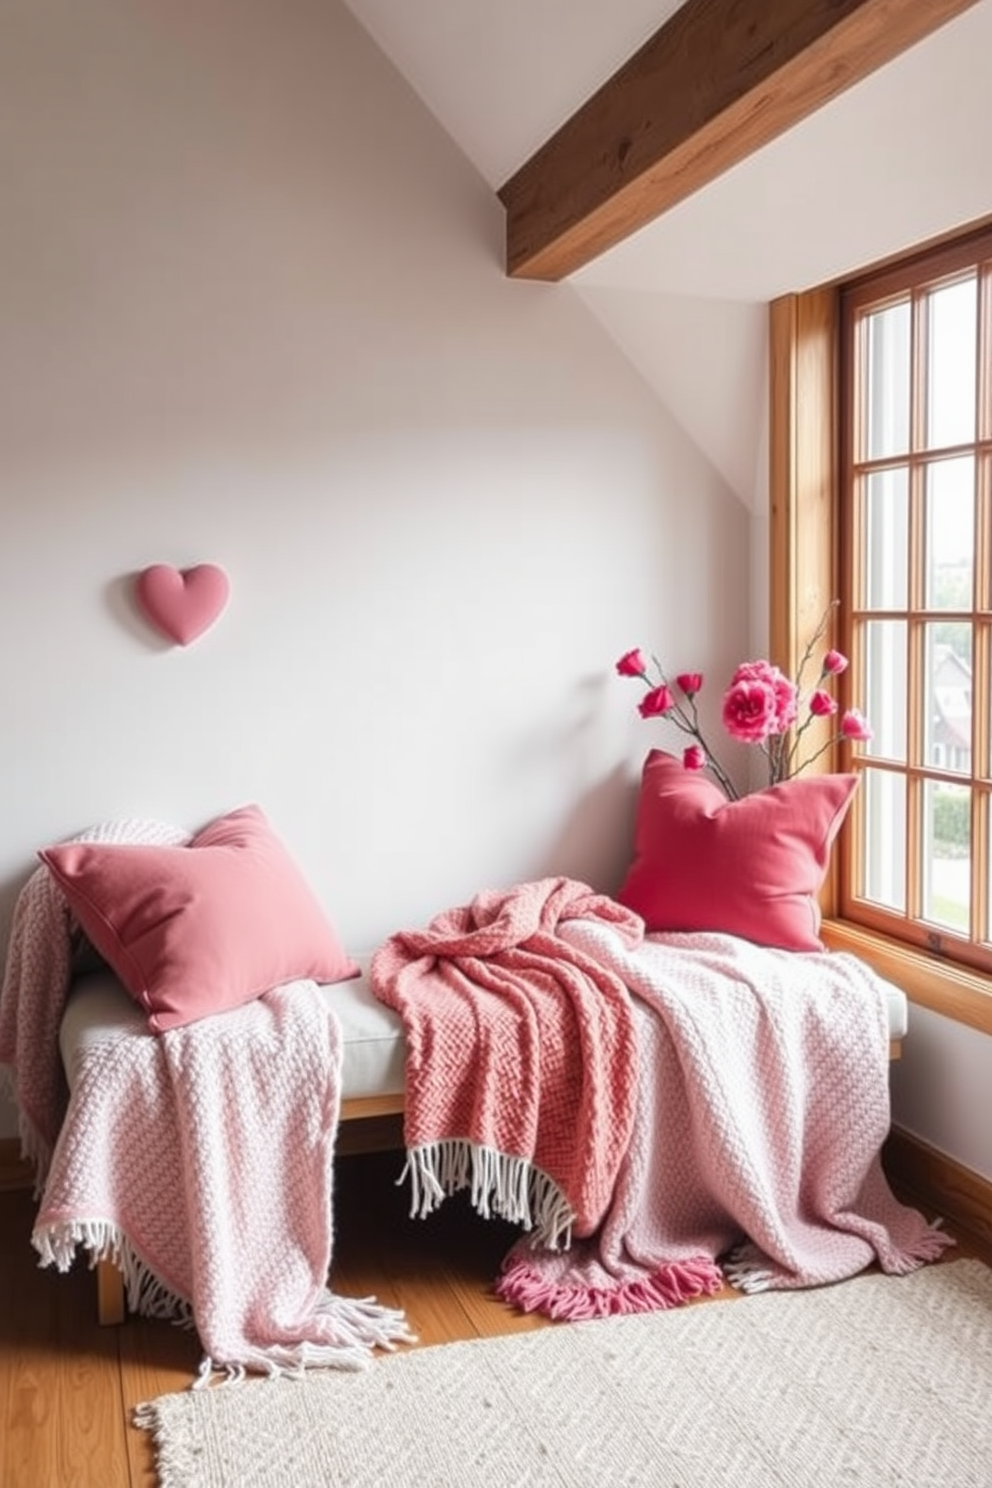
<box><xmin>770</xmin><ymin>237</ymin><xmax>992</xmax><ymax>1037</ymax></box>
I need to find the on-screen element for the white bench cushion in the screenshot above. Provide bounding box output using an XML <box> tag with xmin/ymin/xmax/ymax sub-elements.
<box><xmin>60</xmin><ymin>954</ymin><xmax>406</xmax><ymax>1104</ymax></box>
<box><xmin>58</xmin><ymin>949</ymin><xmax>908</xmax><ymax>1108</ymax></box>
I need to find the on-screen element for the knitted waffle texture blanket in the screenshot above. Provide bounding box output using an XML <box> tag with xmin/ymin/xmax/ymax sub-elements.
<box><xmin>0</xmin><ymin>821</ymin><xmax>412</xmax><ymax>1383</ymax></box>
<box><xmin>497</xmin><ymin>920</ymin><xmax>954</xmax><ymax>1319</ymax></box>
<box><xmin>371</xmin><ymin>877</ymin><xmax>644</xmax><ymax>1249</ymax></box>
<box><xmin>374</xmin><ymin>881</ymin><xmax>952</xmax><ymax>1321</ymax></box>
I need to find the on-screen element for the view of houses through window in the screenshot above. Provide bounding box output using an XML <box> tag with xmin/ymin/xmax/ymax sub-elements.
<box><xmin>840</xmin><ymin>227</ymin><xmax>991</xmax><ymax>973</ymax></box>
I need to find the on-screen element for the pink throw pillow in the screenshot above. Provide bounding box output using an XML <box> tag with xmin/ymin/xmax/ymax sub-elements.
<box><xmin>617</xmin><ymin>750</ymin><xmax>858</xmax><ymax>952</ymax></box>
<box><xmin>41</xmin><ymin>805</ymin><xmax>359</xmax><ymax>1032</ymax></box>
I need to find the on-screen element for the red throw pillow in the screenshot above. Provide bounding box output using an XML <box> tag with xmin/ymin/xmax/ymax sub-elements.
<box><xmin>617</xmin><ymin>751</ymin><xmax>858</xmax><ymax>952</ymax></box>
<box><xmin>41</xmin><ymin>805</ymin><xmax>358</xmax><ymax>1032</ymax></box>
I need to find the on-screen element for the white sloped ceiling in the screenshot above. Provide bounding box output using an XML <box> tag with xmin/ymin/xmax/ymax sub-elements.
<box><xmin>341</xmin><ymin>0</ymin><xmax>992</xmax><ymax>505</ymax></box>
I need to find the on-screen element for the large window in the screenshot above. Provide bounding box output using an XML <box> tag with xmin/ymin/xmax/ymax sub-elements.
<box><xmin>770</xmin><ymin>221</ymin><xmax>992</xmax><ymax>1030</ymax></box>
<box><xmin>839</xmin><ymin>228</ymin><xmax>992</xmax><ymax>979</ymax></box>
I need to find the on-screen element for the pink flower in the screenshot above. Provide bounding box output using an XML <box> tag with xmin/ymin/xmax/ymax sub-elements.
<box><xmin>770</xmin><ymin>673</ymin><xmax>798</xmax><ymax>733</ymax></box>
<box><xmin>730</xmin><ymin>660</ymin><xmax>772</xmax><ymax>683</ymax></box>
<box><xmin>729</xmin><ymin>660</ymin><xmax>797</xmax><ymax>734</ymax></box>
<box><xmin>638</xmin><ymin>684</ymin><xmax>675</xmax><ymax>719</ymax></box>
<box><xmin>616</xmin><ymin>648</ymin><xmax>648</xmax><ymax>678</ymax></box>
<box><xmin>722</xmin><ymin>677</ymin><xmax>779</xmax><ymax>743</ymax></box>
<box><xmin>615</xmin><ymin>602</ymin><xmax>871</xmax><ymax>795</ymax></box>
<box><xmin>840</xmin><ymin>708</ymin><xmax>873</xmax><ymax>742</ymax></box>
<box><xmin>809</xmin><ymin>689</ymin><xmax>838</xmax><ymax>717</ymax></box>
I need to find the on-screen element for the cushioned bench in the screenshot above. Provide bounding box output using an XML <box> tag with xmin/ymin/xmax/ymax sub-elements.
<box><xmin>58</xmin><ymin>951</ymin><xmax>910</xmax><ymax>1325</ymax></box>
<box><xmin>60</xmin><ymin>953</ymin><xmax>405</xmax><ymax>1125</ymax></box>
<box><xmin>60</xmin><ymin>954</ymin><xmax>408</xmax><ymax>1323</ymax></box>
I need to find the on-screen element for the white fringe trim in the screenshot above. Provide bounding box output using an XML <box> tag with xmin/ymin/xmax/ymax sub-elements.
<box><xmin>724</xmin><ymin>1215</ymin><xmax>954</xmax><ymax>1294</ymax></box>
<box><xmin>32</xmin><ymin>1217</ymin><xmax>194</xmax><ymax>1324</ymax></box>
<box><xmin>400</xmin><ymin>1139</ymin><xmax>575</xmax><ymax>1251</ymax></box>
<box><xmin>187</xmin><ymin>1292</ymin><xmax>417</xmax><ymax>1390</ymax></box>
<box><xmin>723</xmin><ymin>1256</ymin><xmax>774</xmax><ymax>1294</ymax></box>
<box><xmin>34</xmin><ymin>1218</ymin><xmax>418</xmax><ymax>1387</ymax></box>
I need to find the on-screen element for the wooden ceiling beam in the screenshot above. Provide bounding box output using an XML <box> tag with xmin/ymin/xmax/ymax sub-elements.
<box><xmin>498</xmin><ymin>0</ymin><xmax>981</xmax><ymax>281</ymax></box>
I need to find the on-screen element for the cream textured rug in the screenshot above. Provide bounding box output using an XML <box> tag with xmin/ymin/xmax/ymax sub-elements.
<box><xmin>137</xmin><ymin>1259</ymin><xmax>992</xmax><ymax>1488</ymax></box>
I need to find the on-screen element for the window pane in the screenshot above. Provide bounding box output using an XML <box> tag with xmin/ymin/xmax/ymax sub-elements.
<box><xmin>924</xmin><ymin>456</ymin><xmax>974</xmax><ymax>610</ymax></box>
<box><xmin>926</xmin><ymin>276</ymin><xmax>977</xmax><ymax>450</ymax></box>
<box><xmin>923</xmin><ymin>779</ymin><xmax>970</xmax><ymax>932</ymax></box>
<box><xmin>861</xmin><ymin>768</ymin><xmax>906</xmax><ymax>912</ymax></box>
<box><xmin>840</xmin><ymin>225</ymin><xmax>992</xmax><ymax>971</ymax></box>
<box><xmin>924</xmin><ymin>622</ymin><xmax>972</xmax><ymax>773</ymax></box>
<box><xmin>864</xmin><ymin>620</ymin><xmax>907</xmax><ymax>761</ymax></box>
<box><xmin>865</xmin><ymin>302</ymin><xmax>910</xmax><ymax>461</ymax></box>
<box><xmin>865</xmin><ymin>467</ymin><xmax>908</xmax><ymax>609</ymax></box>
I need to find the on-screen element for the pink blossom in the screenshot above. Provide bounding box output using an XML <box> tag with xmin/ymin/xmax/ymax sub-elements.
<box><xmin>722</xmin><ymin>678</ymin><xmax>778</xmax><ymax>743</ymax></box>
<box><xmin>770</xmin><ymin>673</ymin><xmax>798</xmax><ymax>733</ymax></box>
<box><xmin>840</xmin><ymin>708</ymin><xmax>873</xmax><ymax>742</ymax></box>
<box><xmin>729</xmin><ymin>660</ymin><xmax>797</xmax><ymax>734</ymax></box>
<box><xmin>809</xmin><ymin>689</ymin><xmax>838</xmax><ymax>717</ymax></box>
<box><xmin>731</xmin><ymin>660</ymin><xmax>774</xmax><ymax>683</ymax></box>
<box><xmin>617</xmin><ymin>601</ymin><xmax>871</xmax><ymax>791</ymax></box>
<box><xmin>616</xmin><ymin>648</ymin><xmax>648</xmax><ymax>678</ymax></box>
<box><xmin>638</xmin><ymin>684</ymin><xmax>675</xmax><ymax>719</ymax></box>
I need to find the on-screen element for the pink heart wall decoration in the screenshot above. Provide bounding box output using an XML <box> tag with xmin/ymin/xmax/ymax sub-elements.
<box><xmin>136</xmin><ymin>564</ymin><xmax>231</xmax><ymax>646</ymax></box>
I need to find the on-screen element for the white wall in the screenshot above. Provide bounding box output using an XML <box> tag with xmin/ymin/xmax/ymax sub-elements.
<box><xmin>6</xmin><ymin>0</ymin><xmax>989</xmax><ymax>1195</ymax></box>
<box><xmin>891</xmin><ymin>1009</ymin><xmax>992</xmax><ymax>1184</ymax></box>
<box><xmin>0</xmin><ymin>0</ymin><xmax>749</xmax><ymax>1137</ymax></box>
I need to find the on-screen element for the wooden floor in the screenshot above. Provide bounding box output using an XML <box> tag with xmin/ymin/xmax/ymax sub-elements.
<box><xmin>1</xmin><ymin>1149</ymin><xmax>987</xmax><ymax>1488</ymax></box>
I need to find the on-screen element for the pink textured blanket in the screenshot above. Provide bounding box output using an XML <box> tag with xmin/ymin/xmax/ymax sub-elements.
<box><xmin>370</xmin><ymin>877</ymin><xmax>644</xmax><ymax>1247</ymax></box>
<box><xmin>0</xmin><ymin>823</ymin><xmax>411</xmax><ymax>1381</ymax></box>
<box><xmin>497</xmin><ymin>920</ymin><xmax>954</xmax><ymax>1319</ymax></box>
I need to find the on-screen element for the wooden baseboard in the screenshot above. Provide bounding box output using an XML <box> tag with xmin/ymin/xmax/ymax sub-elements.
<box><xmin>0</xmin><ymin>1136</ymin><xmax>33</xmax><ymax>1192</ymax></box>
<box><xmin>884</xmin><ymin>1125</ymin><xmax>992</xmax><ymax>1253</ymax></box>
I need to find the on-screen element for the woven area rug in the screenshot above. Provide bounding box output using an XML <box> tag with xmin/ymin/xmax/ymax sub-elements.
<box><xmin>138</xmin><ymin>1258</ymin><xmax>992</xmax><ymax>1488</ymax></box>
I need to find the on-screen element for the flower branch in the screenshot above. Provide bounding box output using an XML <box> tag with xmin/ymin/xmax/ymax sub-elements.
<box><xmin>616</xmin><ymin>604</ymin><xmax>872</xmax><ymax>799</ymax></box>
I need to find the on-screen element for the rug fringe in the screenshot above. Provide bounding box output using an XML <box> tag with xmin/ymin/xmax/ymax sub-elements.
<box><xmin>401</xmin><ymin>1139</ymin><xmax>575</xmax><ymax>1249</ymax></box>
<box><xmin>495</xmin><ymin>1254</ymin><xmax>724</xmax><ymax>1321</ymax></box>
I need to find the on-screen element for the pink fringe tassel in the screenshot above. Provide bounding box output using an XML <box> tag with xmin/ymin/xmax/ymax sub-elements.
<box><xmin>496</xmin><ymin>1255</ymin><xmax>724</xmax><ymax>1322</ymax></box>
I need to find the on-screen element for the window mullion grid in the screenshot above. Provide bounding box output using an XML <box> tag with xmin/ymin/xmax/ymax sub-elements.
<box><xmin>844</xmin><ymin>311</ymin><xmax>869</xmax><ymax>907</ymax></box>
<box><xmin>849</xmin><ymin>469</ymin><xmax>870</xmax><ymax>905</ymax></box>
<box><xmin>905</xmin><ymin>288</ymin><xmax>928</xmax><ymax>925</ymax></box>
<box><xmin>978</xmin><ymin>259</ymin><xmax>992</xmax><ymax>452</ymax></box>
<box><xmin>974</xmin><ymin>618</ymin><xmax>990</xmax><ymax>947</ymax></box>
<box><xmin>974</xmin><ymin>263</ymin><xmax>992</xmax><ymax>945</ymax></box>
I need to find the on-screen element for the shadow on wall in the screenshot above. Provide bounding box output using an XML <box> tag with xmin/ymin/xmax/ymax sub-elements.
<box><xmin>533</xmin><ymin>765</ymin><xmax>638</xmax><ymax>898</ymax></box>
<box><xmin>0</xmin><ymin>770</ymin><xmax>642</xmax><ymax>962</ymax></box>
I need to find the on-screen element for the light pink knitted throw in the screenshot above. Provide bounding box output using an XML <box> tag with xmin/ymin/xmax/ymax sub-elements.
<box><xmin>0</xmin><ymin>824</ymin><xmax>412</xmax><ymax>1382</ymax></box>
<box><xmin>497</xmin><ymin>921</ymin><xmax>954</xmax><ymax>1320</ymax></box>
<box><xmin>371</xmin><ymin>877</ymin><xmax>644</xmax><ymax>1249</ymax></box>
